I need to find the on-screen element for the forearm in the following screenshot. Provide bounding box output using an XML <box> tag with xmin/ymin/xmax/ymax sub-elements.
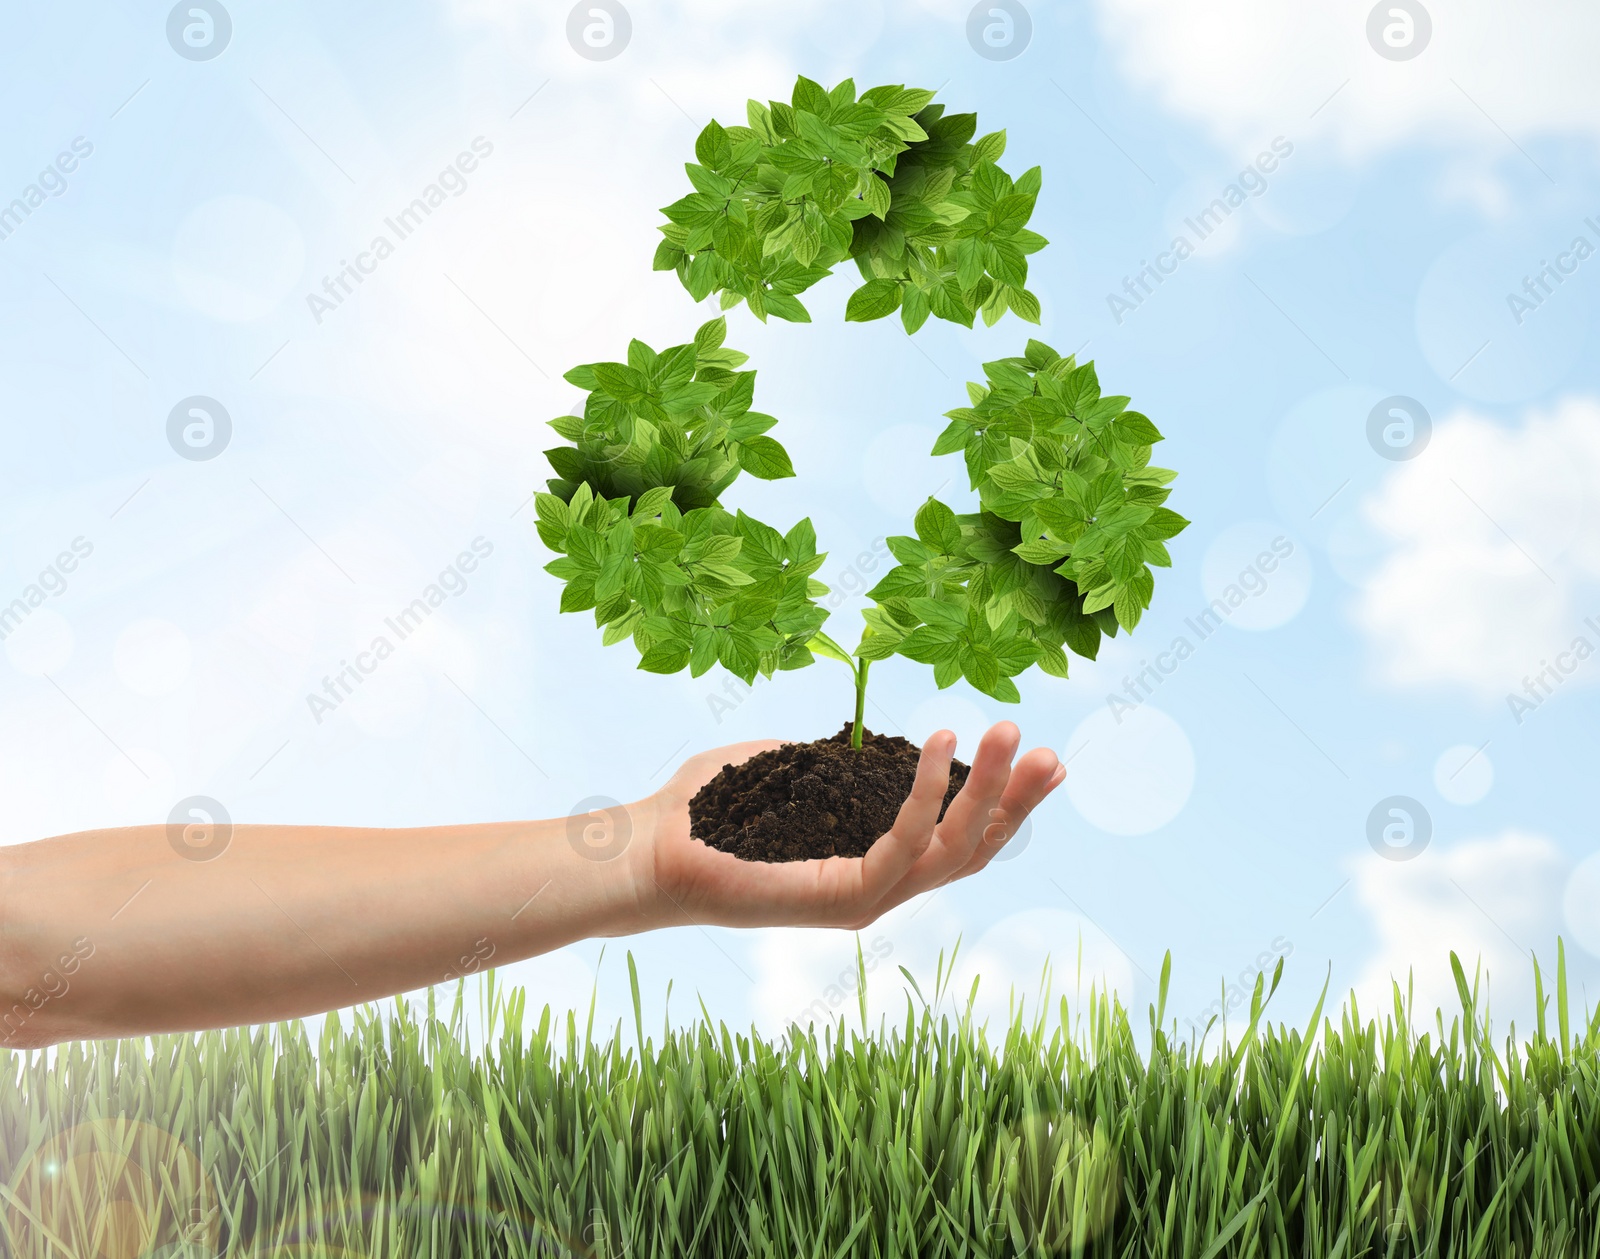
<box><xmin>0</xmin><ymin>804</ymin><xmax>657</xmax><ymax>1047</ymax></box>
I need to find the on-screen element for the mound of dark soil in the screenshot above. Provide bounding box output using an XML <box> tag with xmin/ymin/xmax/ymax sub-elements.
<box><xmin>688</xmin><ymin>724</ymin><xmax>970</xmax><ymax>863</ymax></box>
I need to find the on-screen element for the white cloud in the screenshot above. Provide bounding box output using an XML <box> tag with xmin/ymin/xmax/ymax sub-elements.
<box><xmin>1354</xmin><ymin>398</ymin><xmax>1600</xmax><ymax>700</ymax></box>
<box><xmin>112</xmin><ymin>619</ymin><xmax>193</xmax><ymax>697</ymax></box>
<box><xmin>1350</xmin><ymin>831</ymin><xmax>1574</xmax><ymax>1027</ymax></box>
<box><xmin>1092</xmin><ymin>0</ymin><xmax>1600</xmax><ymax>167</ymax></box>
<box><xmin>3</xmin><ymin>607</ymin><xmax>73</xmax><ymax>677</ymax></box>
<box><xmin>1564</xmin><ymin>853</ymin><xmax>1600</xmax><ymax>958</ymax></box>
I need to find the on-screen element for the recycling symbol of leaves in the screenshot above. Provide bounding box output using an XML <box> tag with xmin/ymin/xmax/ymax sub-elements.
<box><xmin>536</xmin><ymin>77</ymin><xmax>1187</xmax><ymax>705</ymax></box>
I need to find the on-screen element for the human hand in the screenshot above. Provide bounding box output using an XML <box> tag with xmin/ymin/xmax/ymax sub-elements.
<box><xmin>2</xmin><ymin>723</ymin><xmax>1051</xmax><ymax>1044</ymax></box>
<box><xmin>624</xmin><ymin>722</ymin><xmax>1064</xmax><ymax>932</ymax></box>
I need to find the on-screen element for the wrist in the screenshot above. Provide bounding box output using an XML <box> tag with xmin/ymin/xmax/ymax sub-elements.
<box><xmin>567</xmin><ymin>793</ymin><xmax>663</xmax><ymax>938</ymax></box>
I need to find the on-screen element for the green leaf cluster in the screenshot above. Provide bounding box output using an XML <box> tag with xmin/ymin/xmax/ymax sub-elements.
<box><xmin>537</xmin><ymin>319</ymin><xmax>829</xmax><ymax>684</ymax></box>
<box><xmin>545</xmin><ymin>316</ymin><xmax>794</xmax><ymax>510</ymax></box>
<box><xmin>654</xmin><ymin>75</ymin><xmax>1047</xmax><ymax>333</ymax></box>
<box><xmin>853</xmin><ymin>339</ymin><xmax>1187</xmax><ymax>702</ymax></box>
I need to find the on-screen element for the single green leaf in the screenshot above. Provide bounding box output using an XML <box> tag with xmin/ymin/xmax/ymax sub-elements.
<box><xmin>900</xmin><ymin>284</ymin><xmax>932</xmax><ymax>333</ymax></box>
<box><xmin>845</xmin><ymin>278</ymin><xmax>904</xmax><ymax>322</ymax></box>
<box><xmin>910</xmin><ymin>597</ymin><xmax>967</xmax><ymax>631</ymax></box>
<box><xmin>652</xmin><ymin>238</ymin><xmax>683</xmax><ymax>271</ymax></box>
<box><xmin>1008</xmin><ymin>287</ymin><xmax>1042</xmax><ymax>323</ymax></box>
<box><xmin>592</xmin><ymin>361</ymin><xmax>648</xmax><ymax>402</ymax></box>
<box><xmin>694</xmin><ymin>118</ymin><xmax>734</xmax><ymax>170</ymax></box>
<box><xmin>971</xmin><ymin>129</ymin><xmax>1006</xmax><ymax>165</ymax></box>
<box><xmin>863</xmin><ymin>173</ymin><xmax>892</xmax><ymax>219</ymax></box>
<box><xmin>1034</xmin><ymin>639</ymin><xmax>1070</xmax><ymax>678</ymax></box>
<box><xmin>639</xmin><ymin>642</ymin><xmax>692</xmax><ymax>674</ymax></box>
<box><xmin>931</xmin><ymin>418</ymin><xmax>969</xmax><ymax>457</ymax></box>
<box><xmin>1145</xmin><ymin>507</ymin><xmax>1190</xmax><ymax>540</ymax></box>
<box><xmin>761</xmin><ymin>290</ymin><xmax>813</xmax><ymax>323</ymax></box>
<box><xmin>899</xmin><ymin>625</ymin><xmax>961</xmax><ymax>665</ymax></box>
<box><xmin>693</xmin><ymin>317</ymin><xmax>727</xmax><ymax>355</ymax></box>
<box><xmin>914</xmin><ymin>498</ymin><xmax>962</xmax><ymax>554</ymax></box>
<box><xmin>735</xmin><ymin>435</ymin><xmax>796</xmax><ymax>480</ymax></box>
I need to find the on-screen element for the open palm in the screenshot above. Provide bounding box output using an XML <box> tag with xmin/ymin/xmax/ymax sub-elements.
<box><xmin>637</xmin><ymin>723</ymin><xmax>1065</xmax><ymax>932</ymax></box>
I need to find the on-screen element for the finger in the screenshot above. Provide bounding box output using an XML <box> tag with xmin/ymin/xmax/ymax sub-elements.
<box><xmin>857</xmin><ymin>729</ymin><xmax>956</xmax><ymax>905</ymax></box>
<box><xmin>888</xmin><ymin>722</ymin><xmax>1022</xmax><ymax>897</ymax></box>
<box><xmin>934</xmin><ymin>721</ymin><xmax>1023</xmax><ymax>849</ymax></box>
<box><xmin>946</xmin><ymin>750</ymin><xmax>1064</xmax><ymax>882</ymax></box>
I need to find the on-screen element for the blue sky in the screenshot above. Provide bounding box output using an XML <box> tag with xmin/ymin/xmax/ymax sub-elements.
<box><xmin>3</xmin><ymin>0</ymin><xmax>1598</xmax><ymax>1046</ymax></box>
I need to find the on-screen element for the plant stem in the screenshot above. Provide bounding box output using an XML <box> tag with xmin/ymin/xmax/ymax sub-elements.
<box><xmin>805</xmin><ymin>630</ymin><xmax>870</xmax><ymax>748</ymax></box>
<box><xmin>851</xmin><ymin>658</ymin><xmax>870</xmax><ymax>750</ymax></box>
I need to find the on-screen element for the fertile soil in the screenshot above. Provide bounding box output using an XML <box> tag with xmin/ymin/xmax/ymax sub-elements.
<box><xmin>688</xmin><ymin>724</ymin><xmax>970</xmax><ymax>863</ymax></box>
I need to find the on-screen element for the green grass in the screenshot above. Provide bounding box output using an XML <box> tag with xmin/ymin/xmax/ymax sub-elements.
<box><xmin>2</xmin><ymin>945</ymin><xmax>1598</xmax><ymax>1258</ymax></box>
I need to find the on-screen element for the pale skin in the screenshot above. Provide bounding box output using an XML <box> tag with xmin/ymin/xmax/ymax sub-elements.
<box><xmin>0</xmin><ymin>723</ymin><xmax>1063</xmax><ymax>1048</ymax></box>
